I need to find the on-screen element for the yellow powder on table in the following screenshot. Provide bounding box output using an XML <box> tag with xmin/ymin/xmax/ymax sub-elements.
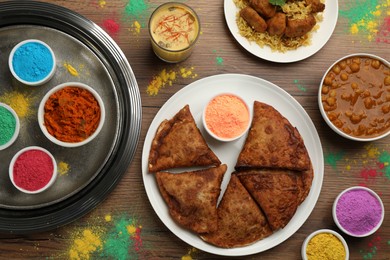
<box><xmin>133</xmin><ymin>21</ymin><xmax>141</xmax><ymax>34</ymax></box>
<box><xmin>69</xmin><ymin>229</ymin><xmax>103</xmax><ymax>260</ymax></box>
<box><xmin>205</xmin><ymin>94</ymin><xmax>250</xmax><ymax>139</ymax></box>
<box><xmin>0</xmin><ymin>91</ymin><xmax>32</xmax><ymax>118</ymax></box>
<box><xmin>306</xmin><ymin>233</ymin><xmax>346</xmax><ymax>260</ymax></box>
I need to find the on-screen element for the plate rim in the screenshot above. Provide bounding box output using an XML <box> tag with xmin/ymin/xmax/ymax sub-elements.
<box><xmin>142</xmin><ymin>73</ymin><xmax>324</xmax><ymax>256</ymax></box>
<box><xmin>223</xmin><ymin>0</ymin><xmax>339</xmax><ymax>63</ymax></box>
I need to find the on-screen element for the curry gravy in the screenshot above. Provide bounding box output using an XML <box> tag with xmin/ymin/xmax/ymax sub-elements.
<box><xmin>321</xmin><ymin>56</ymin><xmax>390</xmax><ymax>138</ymax></box>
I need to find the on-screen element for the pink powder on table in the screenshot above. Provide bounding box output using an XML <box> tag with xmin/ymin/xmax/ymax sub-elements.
<box><xmin>205</xmin><ymin>94</ymin><xmax>250</xmax><ymax>139</ymax></box>
<box><xmin>336</xmin><ymin>189</ymin><xmax>382</xmax><ymax>236</ymax></box>
<box><xmin>13</xmin><ymin>150</ymin><xmax>54</xmax><ymax>191</ymax></box>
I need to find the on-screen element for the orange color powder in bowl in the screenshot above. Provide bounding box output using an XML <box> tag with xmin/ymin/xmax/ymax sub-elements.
<box><xmin>203</xmin><ymin>93</ymin><xmax>251</xmax><ymax>142</ymax></box>
<box><xmin>38</xmin><ymin>82</ymin><xmax>105</xmax><ymax>148</ymax></box>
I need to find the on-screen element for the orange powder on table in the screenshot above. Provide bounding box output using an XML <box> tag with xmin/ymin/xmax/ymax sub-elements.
<box><xmin>205</xmin><ymin>94</ymin><xmax>250</xmax><ymax>139</ymax></box>
<box><xmin>44</xmin><ymin>86</ymin><xmax>101</xmax><ymax>143</ymax></box>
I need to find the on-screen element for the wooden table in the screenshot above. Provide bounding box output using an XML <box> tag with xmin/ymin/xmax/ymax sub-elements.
<box><xmin>0</xmin><ymin>0</ymin><xmax>389</xmax><ymax>259</ymax></box>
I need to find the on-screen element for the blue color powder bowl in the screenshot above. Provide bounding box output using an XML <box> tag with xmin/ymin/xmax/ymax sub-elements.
<box><xmin>9</xmin><ymin>39</ymin><xmax>56</xmax><ymax>86</ymax></box>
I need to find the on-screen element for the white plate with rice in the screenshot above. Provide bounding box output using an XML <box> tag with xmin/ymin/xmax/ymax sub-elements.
<box><xmin>224</xmin><ymin>0</ymin><xmax>338</xmax><ymax>63</ymax></box>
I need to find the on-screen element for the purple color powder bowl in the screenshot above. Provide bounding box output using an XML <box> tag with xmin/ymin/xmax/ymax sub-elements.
<box><xmin>333</xmin><ymin>186</ymin><xmax>385</xmax><ymax>237</ymax></box>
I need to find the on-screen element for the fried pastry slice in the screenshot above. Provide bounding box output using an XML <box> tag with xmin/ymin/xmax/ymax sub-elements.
<box><xmin>236</xmin><ymin>101</ymin><xmax>310</xmax><ymax>171</ymax></box>
<box><xmin>149</xmin><ymin>105</ymin><xmax>221</xmax><ymax>173</ymax></box>
<box><xmin>300</xmin><ymin>162</ymin><xmax>314</xmax><ymax>203</ymax></box>
<box><xmin>155</xmin><ymin>164</ymin><xmax>227</xmax><ymax>234</ymax></box>
<box><xmin>237</xmin><ymin>169</ymin><xmax>300</xmax><ymax>231</ymax></box>
<box><xmin>201</xmin><ymin>174</ymin><xmax>272</xmax><ymax>248</ymax></box>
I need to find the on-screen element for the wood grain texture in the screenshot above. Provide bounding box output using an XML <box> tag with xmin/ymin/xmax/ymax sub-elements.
<box><xmin>0</xmin><ymin>0</ymin><xmax>389</xmax><ymax>259</ymax></box>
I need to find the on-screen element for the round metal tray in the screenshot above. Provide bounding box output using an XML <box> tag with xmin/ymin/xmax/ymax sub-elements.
<box><xmin>0</xmin><ymin>1</ymin><xmax>141</xmax><ymax>234</ymax></box>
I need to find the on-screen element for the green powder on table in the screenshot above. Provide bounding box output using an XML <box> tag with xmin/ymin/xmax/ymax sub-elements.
<box><xmin>0</xmin><ymin>105</ymin><xmax>17</xmax><ymax>146</ymax></box>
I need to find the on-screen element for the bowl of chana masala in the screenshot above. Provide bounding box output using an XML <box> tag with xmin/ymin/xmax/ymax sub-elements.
<box><xmin>318</xmin><ymin>53</ymin><xmax>390</xmax><ymax>141</ymax></box>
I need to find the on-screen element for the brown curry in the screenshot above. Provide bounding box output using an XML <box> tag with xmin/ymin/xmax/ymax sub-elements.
<box><xmin>321</xmin><ymin>56</ymin><xmax>390</xmax><ymax>138</ymax></box>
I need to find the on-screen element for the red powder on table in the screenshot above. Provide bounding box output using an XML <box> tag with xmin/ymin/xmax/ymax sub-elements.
<box><xmin>13</xmin><ymin>150</ymin><xmax>54</xmax><ymax>191</ymax></box>
<box><xmin>205</xmin><ymin>94</ymin><xmax>250</xmax><ymax>139</ymax></box>
<box><xmin>102</xmin><ymin>19</ymin><xmax>120</xmax><ymax>35</ymax></box>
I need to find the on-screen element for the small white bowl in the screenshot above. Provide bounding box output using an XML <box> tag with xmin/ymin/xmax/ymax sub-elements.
<box><xmin>318</xmin><ymin>53</ymin><xmax>390</xmax><ymax>141</ymax></box>
<box><xmin>203</xmin><ymin>93</ymin><xmax>251</xmax><ymax>142</ymax></box>
<box><xmin>9</xmin><ymin>39</ymin><xmax>56</xmax><ymax>86</ymax></box>
<box><xmin>9</xmin><ymin>146</ymin><xmax>57</xmax><ymax>194</ymax></box>
<box><xmin>0</xmin><ymin>102</ymin><xmax>20</xmax><ymax>150</ymax></box>
<box><xmin>38</xmin><ymin>82</ymin><xmax>105</xmax><ymax>148</ymax></box>
<box><xmin>302</xmin><ymin>229</ymin><xmax>349</xmax><ymax>260</ymax></box>
<box><xmin>333</xmin><ymin>186</ymin><xmax>385</xmax><ymax>237</ymax></box>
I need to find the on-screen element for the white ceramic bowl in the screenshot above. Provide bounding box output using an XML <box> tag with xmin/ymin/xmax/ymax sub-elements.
<box><xmin>9</xmin><ymin>39</ymin><xmax>56</xmax><ymax>86</ymax></box>
<box><xmin>202</xmin><ymin>93</ymin><xmax>251</xmax><ymax>142</ymax></box>
<box><xmin>9</xmin><ymin>146</ymin><xmax>57</xmax><ymax>194</ymax></box>
<box><xmin>301</xmin><ymin>229</ymin><xmax>349</xmax><ymax>260</ymax></box>
<box><xmin>0</xmin><ymin>102</ymin><xmax>20</xmax><ymax>150</ymax></box>
<box><xmin>318</xmin><ymin>53</ymin><xmax>390</xmax><ymax>141</ymax></box>
<box><xmin>333</xmin><ymin>186</ymin><xmax>385</xmax><ymax>237</ymax></box>
<box><xmin>38</xmin><ymin>82</ymin><xmax>105</xmax><ymax>148</ymax></box>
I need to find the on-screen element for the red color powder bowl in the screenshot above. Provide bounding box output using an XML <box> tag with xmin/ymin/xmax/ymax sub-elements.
<box><xmin>9</xmin><ymin>146</ymin><xmax>57</xmax><ymax>194</ymax></box>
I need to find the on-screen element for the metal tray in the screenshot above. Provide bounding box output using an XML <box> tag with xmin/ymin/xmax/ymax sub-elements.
<box><xmin>0</xmin><ymin>1</ymin><xmax>141</xmax><ymax>233</ymax></box>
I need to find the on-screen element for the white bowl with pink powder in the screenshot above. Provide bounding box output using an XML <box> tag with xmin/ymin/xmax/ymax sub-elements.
<box><xmin>9</xmin><ymin>146</ymin><xmax>58</xmax><ymax>194</ymax></box>
<box><xmin>333</xmin><ymin>186</ymin><xmax>385</xmax><ymax>237</ymax></box>
<box><xmin>203</xmin><ymin>93</ymin><xmax>251</xmax><ymax>142</ymax></box>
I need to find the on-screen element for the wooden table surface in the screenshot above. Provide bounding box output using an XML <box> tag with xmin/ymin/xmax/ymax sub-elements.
<box><xmin>0</xmin><ymin>0</ymin><xmax>389</xmax><ymax>259</ymax></box>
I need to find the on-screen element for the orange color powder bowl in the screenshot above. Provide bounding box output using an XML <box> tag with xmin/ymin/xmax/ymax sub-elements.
<box><xmin>38</xmin><ymin>82</ymin><xmax>105</xmax><ymax>148</ymax></box>
<box><xmin>203</xmin><ymin>93</ymin><xmax>251</xmax><ymax>142</ymax></box>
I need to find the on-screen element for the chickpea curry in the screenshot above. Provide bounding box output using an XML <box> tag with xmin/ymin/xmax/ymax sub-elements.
<box><xmin>321</xmin><ymin>56</ymin><xmax>390</xmax><ymax>138</ymax></box>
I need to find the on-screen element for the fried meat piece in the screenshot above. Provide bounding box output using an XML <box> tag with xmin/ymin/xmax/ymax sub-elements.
<box><xmin>200</xmin><ymin>174</ymin><xmax>272</xmax><ymax>247</ymax></box>
<box><xmin>267</xmin><ymin>12</ymin><xmax>286</xmax><ymax>36</ymax></box>
<box><xmin>237</xmin><ymin>169</ymin><xmax>300</xmax><ymax>231</ymax></box>
<box><xmin>240</xmin><ymin>6</ymin><xmax>267</xmax><ymax>33</ymax></box>
<box><xmin>285</xmin><ymin>14</ymin><xmax>316</xmax><ymax>38</ymax></box>
<box><xmin>306</xmin><ymin>0</ymin><xmax>325</xmax><ymax>13</ymax></box>
<box><xmin>156</xmin><ymin>164</ymin><xmax>227</xmax><ymax>234</ymax></box>
<box><xmin>148</xmin><ymin>105</ymin><xmax>221</xmax><ymax>172</ymax></box>
<box><xmin>235</xmin><ymin>101</ymin><xmax>311</xmax><ymax>171</ymax></box>
<box><xmin>249</xmin><ymin>0</ymin><xmax>277</xmax><ymax>18</ymax></box>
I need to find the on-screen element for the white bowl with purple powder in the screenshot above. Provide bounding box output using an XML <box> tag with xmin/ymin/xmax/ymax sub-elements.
<box><xmin>333</xmin><ymin>186</ymin><xmax>384</xmax><ymax>237</ymax></box>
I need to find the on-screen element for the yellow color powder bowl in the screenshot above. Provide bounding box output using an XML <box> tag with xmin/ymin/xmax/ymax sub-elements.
<box><xmin>148</xmin><ymin>2</ymin><xmax>200</xmax><ymax>63</ymax></box>
<box><xmin>38</xmin><ymin>82</ymin><xmax>105</xmax><ymax>148</ymax></box>
<box><xmin>302</xmin><ymin>229</ymin><xmax>349</xmax><ymax>260</ymax></box>
<box><xmin>203</xmin><ymin>93</ymin><xmax>251</xmax><ymax>142</ymax></box>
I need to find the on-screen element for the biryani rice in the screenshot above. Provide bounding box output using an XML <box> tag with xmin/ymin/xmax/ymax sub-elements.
<box><xmin>234</xmin><ymin>0</ymin><xmax>324</xmax><ymax>52</ymax></box>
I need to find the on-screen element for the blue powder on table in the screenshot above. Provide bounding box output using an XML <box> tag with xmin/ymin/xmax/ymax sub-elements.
<box><xmin>12</xmin><ymin>42</ymin><xmax>54</xmax><ymax>82</ymax></box>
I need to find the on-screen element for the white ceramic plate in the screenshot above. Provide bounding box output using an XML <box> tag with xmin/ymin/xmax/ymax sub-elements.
<box><xmin>224</xmin><ymin>0</ymin><xmax>339</xmax><ymax>63</ymax></box>
<box><xmin>142</xmin><ymin>74</ymin><xmax>324</xmax><ymax>256</ymax></box>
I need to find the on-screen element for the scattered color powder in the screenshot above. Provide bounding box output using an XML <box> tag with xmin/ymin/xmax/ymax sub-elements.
<box><xmin>360</xmin><ymin>168</ymin><xmax>382</xmax><ymax>181</ymax></box>
<box><xmin>133</xmin><ymin>20</ymin><xmax>142</xmax><ymax>34</ymax></box>
<box><xmin>293</xmin><ymin>79</ymin><xmax>307</xmax><ymax>91</ymax></box>
<box><xmin>58</xmin><ymin>161</ymin><xmax>70</xmax><ymax>176</ymax></box>
<box><xmin>98</xmin><ymin>0</ymin><xmax>106</xmax><ymax>8</ymax></box>
<box><xmin>146</xmin><ymin>67</ymin><xmax>198</xmax><ymax>96</ymax></box>
<box><xmin>216</xmin><ymin>56</ymin><xmax>224</xmax><ymax>65</ymax></box>
<box><xmin>182</xmin><ymin>248</ymin><xmax>197</xmax><ymax>260</ymax></box>
<box><xmin>102</xmin><ymin>19</ymin><xmax>120</xmax><ymax>36</ymax></box>
<box><xmin>324</xmin><ymin>151</ymin><xmax>344</xmax><ymax>170</ymax></box>
<box><xmin>63</xmin><ymin>63</ymin><xmax>79</xmax><ymax>77</ymax></box>
<box><xmin>0</xmin><ymin>105</ymin><xmax>16</xmax><ymax>146</ymax></box>
<box><xmin>125</xmin><ymin>0</ymin><xmax>148</xmax><ymax>19</ymax></box>
<box><xmin>0</xmin><ymin>91</ymin><xmax>33</xmax><ymax>118</ymax></box>
<box><xmin>340</xmin><ymin>0</ymin><xmax>389</xmax><ymax>41</ymax></box>
<box><xmin>101</xmin><ymin>217</ymin><xmax>142</xmax><ymax>259</ymax></box>
<box><xmin>360</xmin><ymin>236</ymin><xmax>382</xmax><ymax>259</ymax></box>
<box><xmin>365</xmin><ymin>144</ymin><xmax>381</xmax><ymax>159</ymax></box>
<box><xmin>105</xmin><ymin>214</ymin><xmax>112</xmax><ymax>222</ymax></box>
<box><xmin>378</xmin><ymin>151</ymin><xmax>390</xmax><ymax>180</ymax></box>
<box><xmin>69</xmin><ymin>229</ymin><xmax>103</xmax><ymax>259</ymax></box>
